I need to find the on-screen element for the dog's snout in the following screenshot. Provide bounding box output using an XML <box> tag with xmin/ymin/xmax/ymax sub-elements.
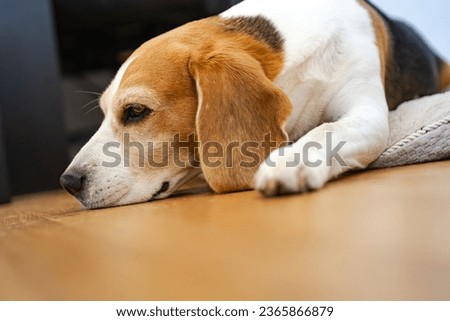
<box><xmin>60</xmin><ymin>171</ymin><xmax>86</xmax><ymax>196</ymax></box>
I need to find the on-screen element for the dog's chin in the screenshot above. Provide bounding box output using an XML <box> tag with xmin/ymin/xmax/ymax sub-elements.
<box><xmin>78</xmin><ymin>196</ymin><xmax>144</xmax><ymax>210</ymax></box>
<box><xmin>77</xmin><ymin>189</ymin><xmax>130</xmax><ymax>210</ymax></box>
<box><xmin>76</xmin><ymin>182</ymin><xmax>175</xmax><ymax>209</ymax></box>
<box><xmin>78</xmin><ymin>200</ymin><xmax>109</xmax><ymax>210</ymax></box>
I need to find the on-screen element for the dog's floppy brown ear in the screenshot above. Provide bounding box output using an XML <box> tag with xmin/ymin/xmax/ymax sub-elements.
<box><xmin>189</xmin><ymin>49</ymin><xmax>292</xmax><ymax>193</ymax></box>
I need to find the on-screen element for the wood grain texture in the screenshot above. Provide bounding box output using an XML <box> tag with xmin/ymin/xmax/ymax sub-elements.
<box><xmin>1</xmin><ymin>162</ymin><xmax>450</xmax><ymax>300</ymax></box>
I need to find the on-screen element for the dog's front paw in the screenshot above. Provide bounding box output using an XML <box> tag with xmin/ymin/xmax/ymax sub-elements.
<box><xmin>254</xmin><ymin>147</ymin><xmax>331</xmax><ymax>197</ymax></box>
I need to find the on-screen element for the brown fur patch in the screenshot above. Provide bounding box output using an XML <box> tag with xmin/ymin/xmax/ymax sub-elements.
<box><xmin>357</xmin><ymin>0</ymin><xmax>390</xmax><ymax>83</ymax></box>
<box><xmin>439</xmin><ymin>63</ymin><xmax>450</xmax><ymax>92</ymax></box>
<box><xmin>188</xmin><ymin>18</ymin><xmax>289</xmax><ymax>192</ymax></box>
<box><xmin>190</xmin><ymin>46</ymin><xmax>291</xmax><ymax>193</ymax></box>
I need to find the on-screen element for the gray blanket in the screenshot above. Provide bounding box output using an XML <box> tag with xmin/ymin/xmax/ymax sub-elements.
<box><xmin>370</xmin><ymin>92</ymin><xmax>450</xmax><ymax>169</ymax></box>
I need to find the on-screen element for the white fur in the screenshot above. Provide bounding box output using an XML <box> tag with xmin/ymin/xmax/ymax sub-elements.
<box><xmin>64</xmin><ymin>115</ymin><xmax>132</xmax><ymax>208</ymax></box>
<box><xmin>107</xmin><ymin>56</ymin><xmax>136</xmax><ymax>108</ymax></box>
<box><xmin>223</xmin><ymin>0</ymin><xmax>390</xmax><ymax>194</ymax></box>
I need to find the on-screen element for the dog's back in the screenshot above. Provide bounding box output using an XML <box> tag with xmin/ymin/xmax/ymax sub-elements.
<box><xmin>365</xmin><ymin>0</ymin><xmax>450</xmax><ymax>109</ymax></box>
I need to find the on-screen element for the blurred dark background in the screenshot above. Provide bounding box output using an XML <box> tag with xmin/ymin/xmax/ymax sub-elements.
<box><xmin>0</xmin><ymin>0</ymin><xmax>241</xmax><ymax>202</ymax></box>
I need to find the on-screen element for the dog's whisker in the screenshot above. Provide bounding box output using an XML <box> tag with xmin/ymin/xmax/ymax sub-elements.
<box><xmin>83</xmin><ymin>105</ymin><xmax>100</xmax><ymax>116</ymax></box>
<box><xmin>75</xmin><ymin>90</ymin><xmax>102</xmax><ymax>97</ymax></box>
<box><xmin>80</xmin><ymin>98</ymin><xmax>100</xmax><ymax>110</ymax></box>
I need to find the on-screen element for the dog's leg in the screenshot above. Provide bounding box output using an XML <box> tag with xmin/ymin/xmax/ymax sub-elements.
<box><xmin>255</xmin><ymin>88</ymin><xmax>390</xmax><ymax>196</ymax></box>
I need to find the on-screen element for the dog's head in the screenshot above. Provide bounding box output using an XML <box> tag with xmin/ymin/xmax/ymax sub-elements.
<box><xmin>60</xmin><ymin>17</ymin><xmax>292</xmax><ymax>208</ymax></box>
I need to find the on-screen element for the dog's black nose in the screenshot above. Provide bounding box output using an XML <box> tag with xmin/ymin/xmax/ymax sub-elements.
<box><xmin>60</xmin><ymin>172</ymin><xmax>85</xmax><ymax>196</ymax></box>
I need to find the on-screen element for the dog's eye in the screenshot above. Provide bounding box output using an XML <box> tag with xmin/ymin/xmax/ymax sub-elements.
<box><xmin>123</xmin><ymin>103</ymin><xmax>151</xmax><ymax>124</ymax></box>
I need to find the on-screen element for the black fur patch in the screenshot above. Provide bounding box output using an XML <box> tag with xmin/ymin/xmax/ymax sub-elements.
<box><xmin>151</xmin><ymin>181</ymin><xmax>170</xmax><ymax>200</ymax></box>
<box><xmin>222</xmin><ymin>15</ymin><xmax>284</xmax><ymax>52</ymax></box>
<box><xmin>366</xmin><ymin>1</ymin><xmax>443</xmax><ymax>109</ymax></box>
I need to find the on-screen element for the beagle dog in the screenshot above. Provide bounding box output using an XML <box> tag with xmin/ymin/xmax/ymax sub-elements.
<box><xmin>60</xmin><ymin>0</ymin><xmax>450</xmax><ymax>209</ymax></box>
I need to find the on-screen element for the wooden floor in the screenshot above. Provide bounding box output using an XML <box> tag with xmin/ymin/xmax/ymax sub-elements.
<box><xmin>1</xmin><ymin>161</ymin><xmax>449</xmax><ymax>300</ymax></box>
